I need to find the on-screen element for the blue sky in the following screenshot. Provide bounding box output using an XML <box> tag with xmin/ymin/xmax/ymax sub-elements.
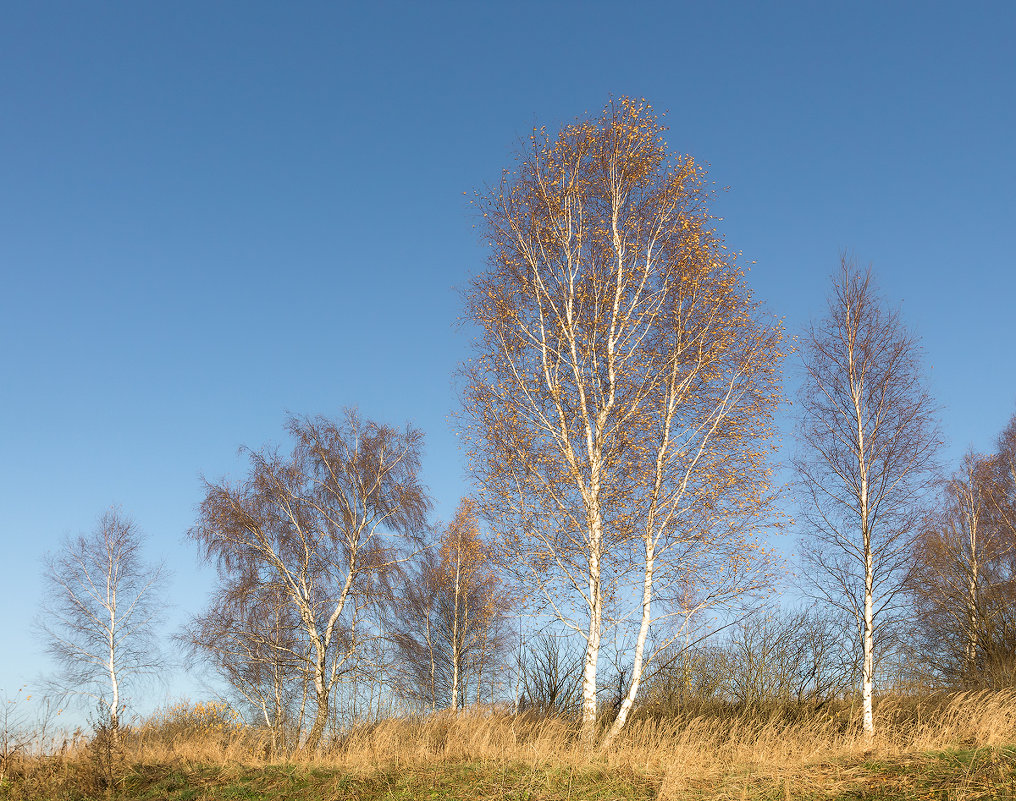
<box><xmin>1</xmin><ymin>2</ymin><xmax>1014</xmax><ymax>714</ymax></box>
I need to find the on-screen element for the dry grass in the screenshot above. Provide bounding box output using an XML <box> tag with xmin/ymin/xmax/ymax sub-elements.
<box><xmin>3</xmin><ymin>691</ymin><xmax>1016</xmax><ymax>799</ymax></box>
<box><xmin>307</xmin><ymin>691</ymin><xmax>1016</xmax><ymax>798</ymax></box>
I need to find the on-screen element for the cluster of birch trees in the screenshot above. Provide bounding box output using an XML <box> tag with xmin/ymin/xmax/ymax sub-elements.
<box><xmin>180</xmin><ymin>413</ymin><xmax>516</xmax><ymax>752</ymax></box>
<box><xmin>460</xmin><ymin>97</ymin><xmax>1016</xmax><ymax>743</ymax></box>
<box><xmin>34</xmin><ymin>96</ymin><xmax>1016</xmax><ymax>751</ymax></box>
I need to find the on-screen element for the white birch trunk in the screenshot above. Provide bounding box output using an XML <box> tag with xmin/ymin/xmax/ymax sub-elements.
<box><xmin>862</xmin><ymin>551</ymin><xmax>874</xmax><ymax>739</ymax></box>
<box><xmin>580</xmin><ymin>612</ymin><xmax>601</xmax><ymax>742</ymax></box>
<box><xmin>601</xmin><ymin>540</ymin><xmax>654</xmax><ymax>748</ymax></box>
<box><xmin>965</xmin><ymin>547</ymin><xmax>980</xmax><ymax>681</ymax></box>
<box><xmin>580</xmin><ymin>513</ymin><xmax>603</xmax><ymax>745</ymax></box>
<box><xmin>963</xmin><ymin>482</ymin><xmax>981</xmax><ymax>681</ymax></box>
<box><xmin>850</xmin><ymin>301</ymin><xmax>875</xmax><ymax>742</ymax></box>
<box><xmin>450</xmin><ymin>539</ymin><xmax>462</xmax><ymax>711</ymax></box>
<box><xmin>305</xmin><ymin>641</ymin><xmax>330</xmax><ymax>749</ymax></box>
<box><xmin>107</xmin><ymin>555</ymin><xmax>120</xmax><ymax>731</ymax></box>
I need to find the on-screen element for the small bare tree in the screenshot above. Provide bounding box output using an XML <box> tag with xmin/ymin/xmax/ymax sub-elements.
<box><xmin>794</xmin><ymin>257</ymin><xmax>940</xmax><ymax>738</ymax></box>
<box><xmin>38</xmin><ymin>508</ymin><xmax>166</xmax><ymax>731</ymax></box>
<box><xmin>724</xmin><ymin>606</ymin><xmax>856</xmax><ymax>706</ymax></box>
<box><xmin>638</xmin><ymin>641</ymin><xmax>730</xmax><ymax>714</ymax></box>
<box><xmin>516</xmin><ymin>634</ymin><xmax>584</xmax><ymax>715</ymax></box>
<box><xmin>0</xmin><ymin>690</ymin><xmax>32</xmax><ymax>785</ymax></box>
<box><xmin>189</xmin><ymin>410</ymin><xmax>429</xmax><ymax>750</ymax></box>
<box><xmin>385</xmin><ymin>551</ymin><xmax>442</xmax><ymax>711</ymax></box>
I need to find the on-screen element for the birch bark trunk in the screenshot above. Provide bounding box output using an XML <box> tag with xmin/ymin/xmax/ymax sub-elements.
<box><xmin>450</xmin><ymin>540</ymin><xmax>462</xmax><ymax>711</ymax></box>
<box><xmin>304</xmin><ymin>644</ymin><xmax>331</xmax><ymax>750</ymax></box>
<box><xmin>601</xmin><ymin>541</ymin><xmax>652</xmax><ymax>748</ymax></box>
<box><xmin>107</xmin><ymin>559</ymin><xmax>120</xmax><ymax>731</ymax></box>
<box><xmin>964</xmin><ymin>541</ymin><xmax>980</xmax><ymax>681</ymax></box>
<box><xmin>580</xmin><ymin>513</ymin><xmax>603</xmax><ymax>745</ymax></box>
<box><xmin>862</xmin><ymin>547</ymin><xmax>874</xmax><ymax>739</ymax></box>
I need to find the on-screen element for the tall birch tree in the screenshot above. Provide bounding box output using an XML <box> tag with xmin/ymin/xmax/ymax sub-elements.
<box><xmin>794</xmin><ymin>257</ymin><xmax>939</xmax><ymax>739</ymax></box>
<box><xmin>462</xmin><ymin>98</ymin><xmax>784</xmax><ymax>746</ymax></box>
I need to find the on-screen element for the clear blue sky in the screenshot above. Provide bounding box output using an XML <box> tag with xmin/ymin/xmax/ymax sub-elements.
<box><xmin>2</xmin><ymin>2</ymin><xmax>1014</xmax><ymax>714</ymax></box>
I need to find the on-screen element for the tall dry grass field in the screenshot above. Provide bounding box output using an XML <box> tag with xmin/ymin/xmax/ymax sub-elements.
<box><xmin>3</xmin><ymin>691</ymin><xmax>1015</xmax><ymax>799</ymax></box>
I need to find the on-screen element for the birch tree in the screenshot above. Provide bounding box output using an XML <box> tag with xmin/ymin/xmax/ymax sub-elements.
<box><xmin>438</xmin><ymin>498</ymin><xmax>509</xmax><ymax>709</ymax></box>
<box><xmin>190</xmin><ymin>411</ymin><xmax>429</xmax><ymax>750</ymax></box>
<box><xmin>38</xmin><ymin>508</ymin><xmax>165</xmax><ymax>731</ymax></box>
<box><xmin>462</xmin><ymin>97</ymin><xmax>784</xmax><ymax>746</ymax></box>
<box><xmin>794</xmin><ymin>257</ymin><xmax>939</xmax><ymax>739</ymax></box>
<box><xmin>909</xmin><ymin>453</ymin><xmax>997</xmax><ymax>684</ymax></box>
<box><xmin>387</xmin><ymin>498</ymin><xmax>514</xmax><ymax>710</ymax></box>
<box><xmin>910</xmin><ymin>424</ymin><xmax>1016</xmax><ymax>687</ymax></box>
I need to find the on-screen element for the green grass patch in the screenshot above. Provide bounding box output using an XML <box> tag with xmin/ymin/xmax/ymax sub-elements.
<box><xmin>6</xmin><ymin>761</ymin><xmax>658</xmax><ymax>801</ymax></box>
<box><xmin>780</xmin><ymin>746</ymin><xmax>1016</xmax><ymax>801</ymax></box>
<box><xmin>5</xmin><ymin>749</ymin><xmax>1016</xmax><ymax>801</ymax></box>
